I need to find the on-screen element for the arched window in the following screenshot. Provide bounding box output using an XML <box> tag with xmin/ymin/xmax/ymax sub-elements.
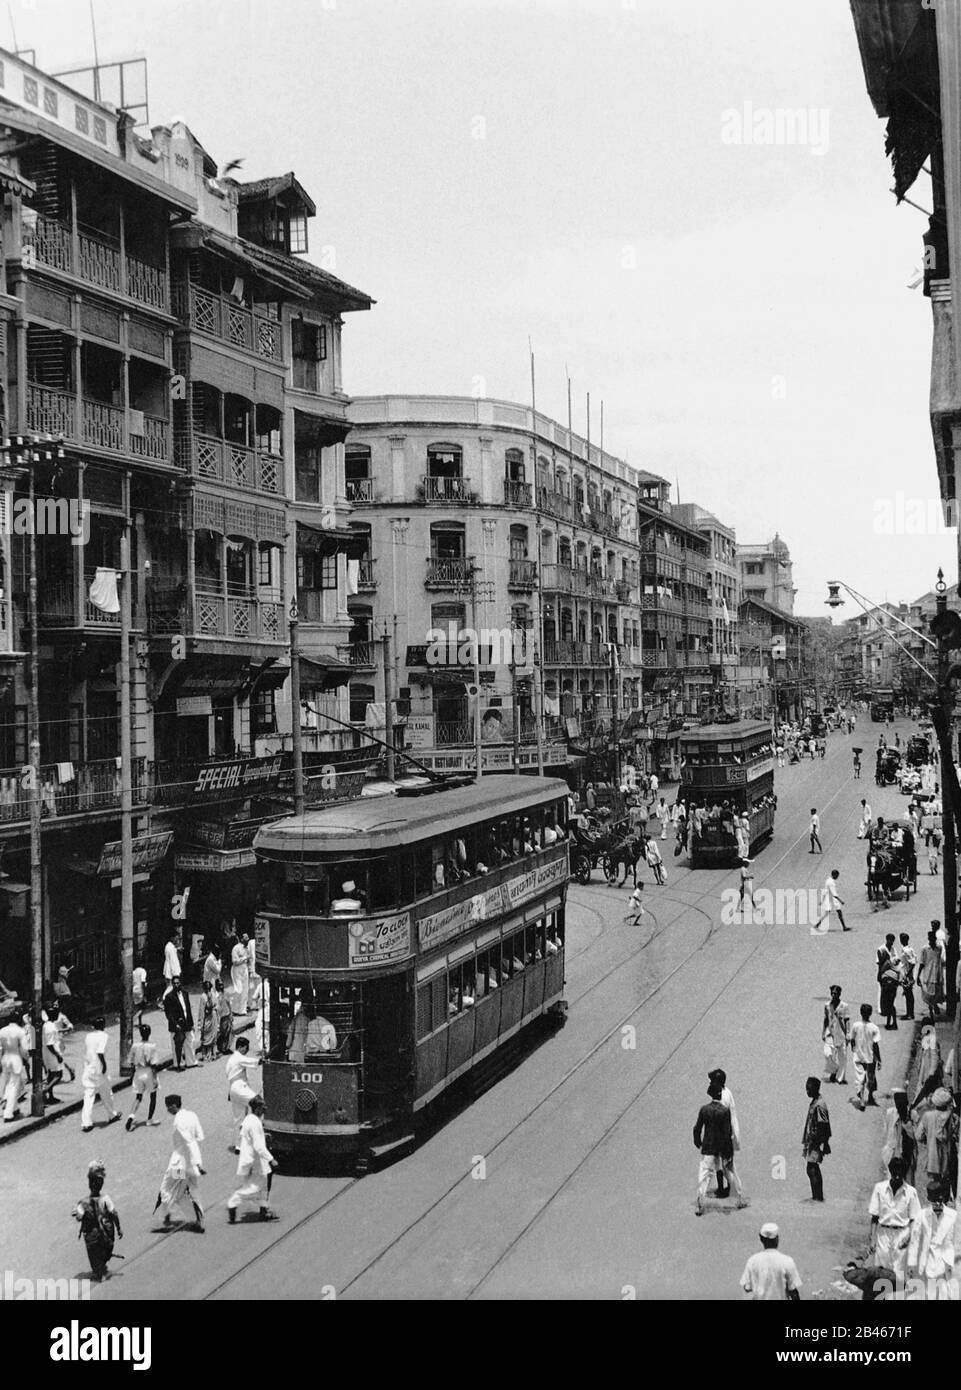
<box><xmin>346</xmin><ymin>446</ymin><xmax>372</xmax><ymax>502</ymax></box>
<box><xmin>426</xmin><ymin>444</ymin><xmax>462</xmax><ymax>478</ymax></box>
<box><xmin>505</xmin><ymin>448</ymin><xmax>525</xmax><ymax>482</ymax></box>
<box><xmin>509</xmin><ymin>524</ymin><xmax>528</xmax><ymax>560</ymax></box>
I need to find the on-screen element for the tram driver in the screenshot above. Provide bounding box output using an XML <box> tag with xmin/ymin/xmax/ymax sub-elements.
<box><xmin>286</xmin><ymin>1002</ymin><xmax>338</xmax><ymax>1061</ymax></box>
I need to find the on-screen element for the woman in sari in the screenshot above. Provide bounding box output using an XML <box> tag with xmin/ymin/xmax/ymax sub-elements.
<box><xmin>913</xmin><ymin>1026</ymin><xmax>943</xmax><ymax>1109</ymax></box>
<box><xmin>214</xmin><ymin>980</ymin><xmax>233</xmax><ymax>1055</ymax></box>
<box><xmin>915</xmin><ymin>1088</ymin><xmax>958</xmax><ymax>1195</ymax></box>
<box><xmin>197</xmin><ymin>981</ymin><xmax>218</xmax><ymax>1062</ymax></box>
<box><xmin>73</xmin><ymin>1160</ymin><xmax>122</xmax><ymax>1282</ymax></box>
<box><xmin>918</xmin><ymin>930</ymin><xmax>945</xmax><ymax>1021</ymax></box>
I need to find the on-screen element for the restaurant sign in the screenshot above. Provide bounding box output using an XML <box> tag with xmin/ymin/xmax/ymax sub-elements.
<box><xmin>97</xmin><ymin>831</ymin><xmax>173</xmax><ymax>879</ymax></box>
<box><xmin>347</xmin><ymin>911</ymin><xmax>412</xmax><ymax>968</ymax></box>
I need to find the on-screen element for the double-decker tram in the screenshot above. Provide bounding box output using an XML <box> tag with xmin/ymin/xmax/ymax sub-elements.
<box><xmin>252</xmin><ymin>775</ymin><xmax>570</xmax><ymax>1170</ymax></box>
<box><xmin>680</xmin><ymin>720</ymin><xmax>776</xmax><ymax>868</ymax></box>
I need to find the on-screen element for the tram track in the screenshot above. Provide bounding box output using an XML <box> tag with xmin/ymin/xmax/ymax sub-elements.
<box><xmin>200</xmin><ymin>768</ymin><xmax>859</xmax><ymax>1301</ymax></box>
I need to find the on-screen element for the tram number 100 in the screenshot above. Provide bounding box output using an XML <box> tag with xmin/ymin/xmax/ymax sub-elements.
<box><xmin>292</xmin><ymin>1071</ymin><xmax>324</xmax><ymax>1084</ymax></box>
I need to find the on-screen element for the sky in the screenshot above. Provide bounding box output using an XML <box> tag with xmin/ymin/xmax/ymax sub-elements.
<box><xmin>13</xmin><ymin>0</ymin><xmax>957</xmax><ymax>617</ymax></box>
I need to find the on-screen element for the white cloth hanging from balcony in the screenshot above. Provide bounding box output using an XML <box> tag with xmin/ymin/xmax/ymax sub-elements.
<box><xmin>346</xmin><ymin>559</ymin><xmax>360</xmax><ymax>596</ymax></box>
<box><xmin>365</xmin><ymin>702</ymin><xmax>386</xmax><ymax>729</ymax></box>
<box><xmin>88</xmin><ymin>568</ymin><xmax>120</xmax><ymax>614</ymax></box>
<box><xmin>55</xmin><ymin>762</ymin><xmax>75</xmax><ymax>784</ymax></box>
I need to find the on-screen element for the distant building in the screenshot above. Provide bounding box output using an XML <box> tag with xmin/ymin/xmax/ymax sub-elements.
<box><xmin>737</xmin><ymin>535</ymin><xmax>796</xmax><ymax>615</ymax></box>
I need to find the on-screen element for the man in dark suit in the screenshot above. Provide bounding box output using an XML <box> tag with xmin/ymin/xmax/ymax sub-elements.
<box><xmin>694</xmin><ymin>1077</ymin><xmax>748</xmax><ymax>1215</ymax></box>
<box><xmin>163</xmin><ymin>976</ymin><xmax>197</xmax><ymax>1070</ymax></box>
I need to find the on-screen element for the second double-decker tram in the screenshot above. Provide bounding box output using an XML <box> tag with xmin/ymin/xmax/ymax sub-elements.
<box><xmin>679</xmin><ymin>720</ymin><xmax>776</xmax><ymax>868</ymax></box>
<box><xmin>252</xmin><ymin>775</ymin><xmax>570</xmax><ymax>1170</ymax></box>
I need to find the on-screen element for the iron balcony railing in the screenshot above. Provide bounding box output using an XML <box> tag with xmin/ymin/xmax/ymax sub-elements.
<box><xmin>346</xmin><ymin>478</ymin><xmax>373</xmax><ymax>503</ymax></box>
<box><xmin>508</xmin><ymin>559</ymin><xmax>537</xmax><ymax>589</ymax></box>
<box><xmin>0</xmin><ymin>757</ymin><xmax>148</xmax><ymax>824</ymax></box>
<box><xmin>504</xmin><ymin>479</ymin><xmax>532</xmax><ymax>507</ymax></box>
<box><xmin>422</xmin><ymin>475</ymin><xmax>472</xmax><ymax>504</ymax></box>
<box><xmin>425</xmin><ymin>558</ymin><xmax>474</xmax><ymax>590</ymax></box>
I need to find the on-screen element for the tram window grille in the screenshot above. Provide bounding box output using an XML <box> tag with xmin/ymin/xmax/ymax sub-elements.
<box><xmin>416</xmin><ymin>984</ymin><xmax>433</xmax><ymax>1040</ymax></box>
<box><xmin>430</xmin><ymin>975</ymin><xmax>447</xmax><ymax>1032</ymax></box>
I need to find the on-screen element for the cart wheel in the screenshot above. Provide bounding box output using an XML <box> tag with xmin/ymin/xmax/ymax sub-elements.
<box><xmin>573</xmin><ymin>855</ymin><xmax>591</xmax><ymax>886</ymax></box>
<box><xmin>603</xmin><ymin>853</ymin><xmax>617</xmax><ymax>884</ymax></box>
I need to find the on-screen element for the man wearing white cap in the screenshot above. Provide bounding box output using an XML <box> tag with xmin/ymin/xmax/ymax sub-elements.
<box><xmin>740</xmin><ymin>1224</ymin><xmax>801</xmax><ymax>1300</ymax></box>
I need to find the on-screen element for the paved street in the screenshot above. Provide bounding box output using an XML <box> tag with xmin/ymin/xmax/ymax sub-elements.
<box><xmin>1</xmin><ymin>718</ymin><xmax>941</xmax><ymax>1299</ymax></box>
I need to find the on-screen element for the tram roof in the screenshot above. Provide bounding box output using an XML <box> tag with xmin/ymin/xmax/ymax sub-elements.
<box><xmin>679</xmin><ymin>720</ymin><xmax>770</xmax><ymax>743</ymax></box>
<box><xmin>255</xmin><ymin>775</ymin><xmax>571</xmax><ymax>854</ymax></box>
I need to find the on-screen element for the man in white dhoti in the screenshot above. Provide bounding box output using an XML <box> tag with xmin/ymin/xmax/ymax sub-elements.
<box><xmin>869</xmin><ymin>1157</ymin><xmax>921</xmax><ymax>1290</ymax></box>
<box><xmin>227</xmin><ymin>1096</ymin><xmax>278</xmax><ymax>1223</ymax></box>
<box><xmin>225</xmin><ymin>1036</ymin><xmax>258</xmax><ymax>1149</ymax></box>
<box><xmin>153</xmin><ymin>1094</ymin><xmax>205</xmax><ymax>1232</ymax></box>
<box><xmin>821</xmin><ymin>986</ymin><xmax>850</xmax><ymax>1083</ymax></box>
<box><xmin>908</xmin><ymin>1184</ymin><xmax>958</xmax><ymax>1300</ymax></box>
<box><xmin>230</xmin><ymin>937</ymin><xmax>250</xmax><ymax>1017</ymax></box>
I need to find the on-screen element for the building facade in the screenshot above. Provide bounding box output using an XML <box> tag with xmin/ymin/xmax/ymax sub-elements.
<box><xmin>737</xmin><ymin>596</ymin><xmax>806</xmax><ymax>724</ymax></box>
<box><xmin>0</xmin><ymin>48</ymin><xmax>371</xmax><ymax>1001</ymax></box>
<box><xmin>737</xmin><ymin>535</ymin><xmax>796</xmax><ymax>615</ymax></box>
<box><xmin>672</xmin><ymin>502</ymin><xmax>740</xmax><ymax>709</ymax></box>
<box><xmin>344</xmin><ymin>395</ymin><xmax>654</xmax><ymax>775</ymax></box>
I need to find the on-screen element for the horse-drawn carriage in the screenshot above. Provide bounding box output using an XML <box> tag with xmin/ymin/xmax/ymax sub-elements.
<box><xmin>866</xmin><ymin>837</ymin><xmax>916</xmax><ymax>905</ymax></box>
<box><xmin>569</xmin><ymin>814</ymin><xmax>643</xmax><ymax>886</ymax></box>
<box><xmin>875</xmin><ymin>749</ymin><xmax>901</xmax><ymax>786</ymax></box>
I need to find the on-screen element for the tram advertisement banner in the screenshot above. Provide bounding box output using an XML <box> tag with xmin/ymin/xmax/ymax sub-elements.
<box><xmin>418</xmin><ymin>884</ymin><xmax>504</xmax><ymax>951</ymax></box>
<box><xmin>502</xmin><ymin>856</ymin><xmax>567</xmax><ymax>911</ymax></box>
<box><xmin>347</xmin><ymin>911</ymin><xmax>412</xmax><ymax>968</ymax></box>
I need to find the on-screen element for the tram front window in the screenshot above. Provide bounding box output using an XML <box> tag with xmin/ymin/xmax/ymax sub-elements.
<box><xmin>269</xmin><ymin>983</ymin><xmax>360</xmax><ymax>1063</ymax></box>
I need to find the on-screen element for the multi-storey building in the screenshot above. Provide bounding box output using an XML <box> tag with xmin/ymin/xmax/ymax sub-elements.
<box><xmin>0</xmin><ymin>49</ymin><xmax>371</xmax><ymax>1000</ymax></box>
<box><xmin>672</xmin><ymin>503</ymin><xmax>740</xmax><ymax>708</ymax></box>
<box><xmin>344</xmin><ymin>395</ymin><xmax>652</xmax><ymax>774</ymax></box>
<box><xmin>737</xmin><ymin>596</ymin><xmax>806</xmax><ymax>723</ymax></box>
<box><xmin>738</xmin><ymin>535</ymin><xmax>796</xmax><ymax>615</ymax></box>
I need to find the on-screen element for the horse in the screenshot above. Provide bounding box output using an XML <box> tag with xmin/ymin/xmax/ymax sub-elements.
<box><xmin>604</xmin><ymin>832</ymin><xmax>645</xmax><ymax>888</ymax></box>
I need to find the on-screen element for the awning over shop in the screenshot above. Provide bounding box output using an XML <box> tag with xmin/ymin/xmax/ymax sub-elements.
<box><xmin>297</xmin><ymin>520</ymin><xmax>367</xmax><ymax>557</ymax></box>
<box><xmin>299</xmin><ymin>655</ymin><xmax>352</xmax><ymax>691</ymax></box>
<box><xmin>850</xmin><ymin>0</ymin><xmax>939</xmax><ymax>200</ymax></box>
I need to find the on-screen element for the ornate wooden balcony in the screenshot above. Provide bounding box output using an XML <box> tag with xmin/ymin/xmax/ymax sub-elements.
<box><xmin>31</xmin><ymin>213</ymin><xmax>169</xmax><ymax>312</ymax></box>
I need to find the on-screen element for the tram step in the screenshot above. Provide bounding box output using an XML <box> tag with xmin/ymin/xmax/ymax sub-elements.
<box><xmin>369</xmin><ymin>1130</ymin><xmax>416</xmax><ymax>1161</ymax></box>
